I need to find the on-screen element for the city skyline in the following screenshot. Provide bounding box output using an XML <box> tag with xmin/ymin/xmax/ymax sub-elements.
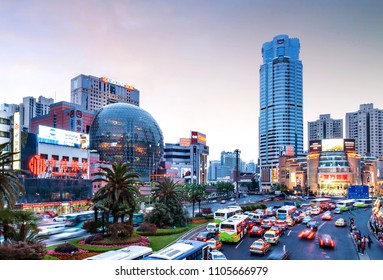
<box><xmin>1</xmin><ymin>1</ymin><xmax>383</xmax><ymax>163</ymax></box>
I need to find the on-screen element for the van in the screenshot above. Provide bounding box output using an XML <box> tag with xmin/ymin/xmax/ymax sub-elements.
<box><xmin>253</xmin><ymin>213</ymin><xmax>264</xmax><ymax>220</ymax></box>
<box><xmin>206</xmin><ymin>223</ymin><xmax>219</xmax><ymax>233</ymax></box>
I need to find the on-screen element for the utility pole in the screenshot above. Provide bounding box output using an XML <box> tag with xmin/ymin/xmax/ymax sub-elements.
<box><xmin>234</xmin><ymin>149</ymin><xmax>241</xmax><ymax>203</ymax></box>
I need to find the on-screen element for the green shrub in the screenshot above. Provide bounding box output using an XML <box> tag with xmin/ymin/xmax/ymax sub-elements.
<box><xmin>136</xmin><ymin>222</ymin><xmax>157</xmax><ymax>235</ymax></box>
<box><xmin>54</xmin><ymin>243</ymin><xmax>79</xmax><ymax>254</ymax></box>
<box><xmin>0</xmin><ymin>241</ymin><xmax>46</xmax><ymax>260</ymax></box>
<box><xmin>107</xmin><ymin>222</ymin><xmax>134</xmax><ymax>239</ymax></box>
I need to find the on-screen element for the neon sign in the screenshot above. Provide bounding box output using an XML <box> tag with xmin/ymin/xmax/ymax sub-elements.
<box><xmin>28</xmin><ymin>154</ymin><xmax>89</xmax><ymax>178</ymax></box>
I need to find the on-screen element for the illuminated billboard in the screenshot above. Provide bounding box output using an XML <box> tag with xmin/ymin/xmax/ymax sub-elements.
<box><xmin>309</xmin><ymin>140</ymin><xmax>322</xmax><ymax>153</ymax></box>
<box><xmin>344</xmin><ymin>139</ymin><xmax>356</xmax><ymax>153</ymax></box>
<box><xmin>191</xmin><ymin>131</ymin><xmax>206</xmax><ymax>144</ymax></box>
<box><xmin>13</xmin><ymin>112</ymin><xmax>21</xmax><ymax>170</ymax></box>
<box><xmin>322</xmin><ymin>139</ymin><xmax>344</xmax><ymax>152</ymax></box>
<box><xmin>38</xmin><ymin>125</ymin><xmax>89</xmax><ymax>149</ymax></box>
<box><xmin>179</xmin><ymin>138</ymin><xmax>191</xmax><ymax>147</ymax></box>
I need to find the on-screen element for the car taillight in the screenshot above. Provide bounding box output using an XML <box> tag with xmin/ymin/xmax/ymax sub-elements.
<box><xmin>320</xmin><ymin>240</ymin><xmax>323</xmax><ymax>245</ymax></box>
<box><xmin>331</xmin><ymin>241</ymin><xmax>334</xmax><ymax>247</ymax></box>
<box><xmin>203</xmin><ymin>238</ymin><xmax>206</xmax><ymax>242</ymax></box>
<box><xmin>194</xmin><ymin>237</ymin><xmax>198</xmax><ymax>241</ymax></box>
<box><xmin>308</xmin><ymin>233</ymin><xmax>314</xmax><ymax>239</ymax></box>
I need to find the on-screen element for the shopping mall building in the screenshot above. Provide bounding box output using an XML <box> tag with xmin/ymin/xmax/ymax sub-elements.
<box><xmin>278</xmin><ymin>139</ymin><xmax>383</xmax><ymax>197</ymax></box>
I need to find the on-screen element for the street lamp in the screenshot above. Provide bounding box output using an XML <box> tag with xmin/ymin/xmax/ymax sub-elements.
<box><xmin>234</xmin><ymin>149</ymin><xmax>241</xmax><ymax>203</ymax></box>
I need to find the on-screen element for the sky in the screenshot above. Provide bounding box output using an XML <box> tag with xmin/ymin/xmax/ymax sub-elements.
<box><xmin>1</xmin><ymin>0</ymin><xmax>383</xmax><ymax>163</ymax></box>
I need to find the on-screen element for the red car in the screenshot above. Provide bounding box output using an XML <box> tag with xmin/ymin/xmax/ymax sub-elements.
<box><xmin>249</xmin><ymin>226</ymin><xmax>265</xmax><ymax>237</ymax></box>
<box><xmin>298</xmin><ymin>229</ymin><xmax>316</xmax><ymax>240</ymax></box>
<box><xmin>318</xmin><ymin>234</ymin><xmax>335</xmax><ymax>248</ymax></box>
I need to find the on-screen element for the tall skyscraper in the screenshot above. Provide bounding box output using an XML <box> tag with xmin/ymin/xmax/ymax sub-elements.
<box><xmin>259</xmin><ymin>34</ymin><xmax>303</xmax><ymax>188</ymax></box>
<box><xmin>346</xmin><ymin>103</ymin><xmax>383</xmax><ymax>157</ymax></box>
<box><xmin>308</xmin><ymin>114</ymin><xmax>343</xmax><ymax>146</ymax></box>
<box><xmin>70</xmin><ymin>74</ymin><xmax>140</xmax><ymax>112</ymax></box>
<box><xmin>22</xmin><ymin>96</ymin><xmax>54</xmax><ymax>131</ymax></box>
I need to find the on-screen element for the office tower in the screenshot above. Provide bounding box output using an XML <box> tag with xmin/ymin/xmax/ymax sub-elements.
<box><xmin>346</xmin><ymin>103</ymin><xmax>383</xmax><ymax>157</ymax></box>
<box><xmin>208</xmin><ymin>160</ymin><xmax>220</xmax><ymax>181</ymax></box>
<box><xmin>71</xmin><ymin>74</ymin><xmax>140</xmax><ymax>112</ymax></box>
<box><xmin>308</xmin><ymin>114</ymin><xmax>343</xmax><ymax>146</ymax></box>
<box><xmin>221</xmin><ymin>151</ymin><xmax>242</xmax><ymax>171</ymax></box>
<box><xmin>22</xmin><ymin>96</ymin><xmax>54</xmax><ymax>131</ymax></box>
<box><xmin>259</xmin><ymin>34</ymin><xmax>303</xmax><ymax>188</ymax></box>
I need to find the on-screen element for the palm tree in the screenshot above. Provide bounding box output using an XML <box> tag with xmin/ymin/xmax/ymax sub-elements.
<box><xmin>91</xmin><ymin>162</ymin><xmax>141</xmax><ymax>226</ymax></box>
<box><xmin>0</xmin><ymin>142</ymin><xmax>25</xmax><ymax>209</ymax></box>
<box><xmin>151</xmin><ymin>177</ymin><xmax>182</xmax><ymax>205</ymax></box>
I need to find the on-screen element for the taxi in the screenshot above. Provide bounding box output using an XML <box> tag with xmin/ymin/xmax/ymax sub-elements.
<box><xmin>335</xmin><ymin>218</ymin><xmax>347</xmax><ymax>227</ymax></box>
<box><xmin>206</xmin><ymin>238</ymin><xmax>223</xmax><ymax>250</ymax></box>
<box><xmin>249</xmin><ymin>239</ymin><xmax>271</xmax><ymax>255</ymax></box>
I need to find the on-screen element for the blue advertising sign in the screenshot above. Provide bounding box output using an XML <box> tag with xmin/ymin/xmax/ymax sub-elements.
<box><xmin>348</xmin><ymin>185</ymin><xmax>369</xmax><ymax>199</ymax></box>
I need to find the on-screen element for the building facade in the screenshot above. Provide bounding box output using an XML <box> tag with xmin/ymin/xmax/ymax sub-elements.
<box><xmin>308</xmin><ymin>114</ymin><xmax>343</xmax><ymax>147</ymax></box>
<box><xmin>346</xmin><ymin>103</ymin><xmax>383</xmax><ymax>158</ymax></box>
<box><xmin>71</xmin><ymin>74</ymin><xmax>140</xmax><ymax>112</ymax></box>
<box><xmin>163</xmin><ymin>132</ymin><xmax>209</xmax><ymax>184</ymax></box>
<box><xmin>259</xmin><ymin>34</ymin><xmax>303</xmax><ymax>190</ymax></box>
<box><xmin>22</xmin><ymin>96</ymin><xmax>54</xmax><ymax>131</ymax></box>
<box><xmin>30</xmin><ymin>101</ymin><xmax>96</xmax><ymax>134</ymax></box>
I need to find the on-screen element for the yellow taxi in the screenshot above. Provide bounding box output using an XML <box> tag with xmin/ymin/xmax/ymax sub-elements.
<box><xmin>249</xmin><ymin>239</ymin><xmax>271</xmax><ymax>255</ymax></box>
<box><xmin>206</xmin><ymin>238</ymin><xmax>223</xmax><ymax>250</ymax></box>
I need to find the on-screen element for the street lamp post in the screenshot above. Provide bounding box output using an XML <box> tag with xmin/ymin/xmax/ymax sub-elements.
<box><xmin>234</xmin><ymin>149</ymin><xmax>241</xmax><ymax>203</ymax></box>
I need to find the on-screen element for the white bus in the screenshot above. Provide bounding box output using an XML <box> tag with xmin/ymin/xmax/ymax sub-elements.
<box><xmin>354</xmin><ymin>198</ymin><xmax>373</xmax><ymax>208</ymax></box>
<box><xmin>218</xmin><ymin>214</ymin><xmax>249</xmax><ymax>243</ymax></box>
<box><xmin>84</xmin><ymin>246</ymin><xmax>153</xmax><ymax>260</ymax></box>
<box><xmin>336</xmin><ymin>199</ymin><xmax>356</xmax><ymax>211</ymax></box>
<box><xmin>213</xmin><ymin>208</ymin><xmax>237</xmax><ymax>224</ymax></box>
<box><xmin>65</xmin><ymin>210</ymin><xmax>94</xmax><ymax>227</ymax></box>
<box><xmin>276</xmin><ymin>206</ymin><xmax>296</xmax><ymax>220</ymax></box>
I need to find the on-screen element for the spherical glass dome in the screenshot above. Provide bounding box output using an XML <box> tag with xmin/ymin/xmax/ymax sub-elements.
<box><xmin>89</xmin><ymin>103</ymin><xmax>164</xmax><ymax>181</ymax></box>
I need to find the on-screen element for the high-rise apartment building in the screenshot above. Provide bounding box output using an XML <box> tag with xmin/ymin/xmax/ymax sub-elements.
<box><xmin>259</xmin><ymin>34</ymin><xmax>303</xmax><ymax>189</ymax></box>
<box><xmin>346</xmin><ymin>103</ymin><xmax>383</xmax><ymax>157</ymax></box>
<box><xmin>308</xmin><ymin>114</ymin><xmax>343</xmax><ymax>146</ymax></box>
<box><xmin>22</xmin><ymin>96</ymin><xmax>54</xmax><ymax>131</ymax></box>
<box><xmin>70</xmin><ymin>74</ymin><xmax>140</xmax><ymax>112</ymax></box>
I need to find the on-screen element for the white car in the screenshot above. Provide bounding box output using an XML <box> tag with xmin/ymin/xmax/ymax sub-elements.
<box><xmin>209</xmin><ymin>249</ymin><xmax>227</xmax><ymax>260</ymax></box>
<box><xmin>53</xmin><ymin>215</ymin><xmax>68</xmax><ymax>222</ymax></box>
<box><xmin>38</xmin><ymin>224</ymin><xmax>66</xmax><ymax>236</ymax></box>
<box><xmin>50</xmin><ymin>228</ymin><xmax>87</xmax><ymax>240</ymax></box>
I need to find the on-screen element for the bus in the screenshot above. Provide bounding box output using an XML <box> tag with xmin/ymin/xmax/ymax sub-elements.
<box><xmin>141</xmin><ymin>239</ymin><xmax>210</xmax><ymax>260</ymax></box>
<box><xmin>353</xmin><ymin>198</ymin><xmax>373</xmax><ymax>208</ymax></box>
<box><xmin>336</xmin><ymin>199</ymin><xmax>356</xmax><ymax>211</ymax></box>
<box><xmin>276</xmin><ymin>206</ymin><xmax>296</xmax><ymax>220</ymax></box>
<box><xmin>311</xmin><ymin>198</ymin><xmax>332</xmax><ymax>207</ymax></box>
<box><xmin>65</xmin><ymin>210</ymin><xmax>94</xmax><ymax>227</ymax></box>
<box><xmin>213</xmin><ymin>208</ymin><xmax>237</xmax><ymax>224</ymax></box>
<box><xmin>84</xmin><ymin>246</ymin><xmax>153</xmax><ymax>260</ymax></box>
<box><xmin>218</xmin><ymin>214</ymin><xmax>249</xmax><ymax>243</ymax></box>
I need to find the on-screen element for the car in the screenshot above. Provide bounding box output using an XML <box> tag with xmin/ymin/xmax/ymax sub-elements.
<box><xmin>194</xmin><ymin>231</ymin><xmax>216</xmax><ymax>242</ymax></box>
<box><xmin>318</xmin><ymin>233</ymin><xmax>335</xmax><ymax>248</ymax></box>
<box><xmin>310</xmin><ymin>207</ymin><xmax>322</xmax><ymax>215</ymax></box>
<box><xmin>321</xmin><ymin>212</ymin><xmax>332</xmax><ymax>220</ymax></box>
<box><xmin>298</xmin><ymin>229</ymin><xmax>316</xmax><ymax>240</ymax></box>
<box><xmin>206</xmin><ymin>223</ymin><xmax>219</xmax><ymax>233</ymax></box>
<box><xmin>37</xmin><ymin>224</ymin><xmax>66</xmax><ymax>236</ymax></box>
<box><xmin>335</xmin><ymin>218</ymin><xmax>347</xmax><ymax>227</ymax></box>
<box><xmin>209</xmin><ymin>249</ymin><xmax>227</xmax><ymax>260</ymax></box>
<box><xmin>293</xmin><ymin>214</ymin><xmax>303</xmax><ymax>224</ymax></box>
<box><xmin>206</xmin><ymin>238</ymin><xmax>223</xmax><ymax>250</ymax></box>
<box><xmin>249</xmin><ymin>239</ymin><xmax>271</xmax><ymax>255</ymax></box>
<box><xmin>53</xmin><ymin>215</ymin><xmax>68</xmax><ymax>222</ymax></box>
<box><xmin>49</xmin><ymin>228</ymin><xmax>87</xmax><ymax>240</ymax></box>
<box><xmin>261</xmin><ymin>219</ymin><xmax>274</xmax><ymax>230</ymax></box>
<box><xmin>274</xmin><ymin>220</ymin><xmax>288</xmax><ymax>231</ymax></box>
<box><xmin>263</xmin><ymin>230</ymin><xmax>280</xmax><ymax>244</ymax></box>
<box><xmin>266</xmin><ymin>248</ymin><xmax>291</xmax><ymax>260</ymax></box>
<box><xmin>333</xmin><ymin>207</ymin><xmax>342</xmax><ymax>214</ymax></box>
<box><xmin>285</xmin><ymin>217</ymin><xmax>295</xmax><ymax>226</ymax></box>
<box><xmin>249</xmin><ymin>226</ymin><xmax>265</xmax><ymax>237</ymax></box>
<box><xmin>269</xmin><ymin>226</ymin><xmax>283</xmax><ymax>236</ymax></box>
<box><xmin>220</xmin><ymin>199</ymin><xmax>227</xmax><ymax>204</ymax></box>
<box><xmin>302</xmin><ymin>216</ymin><xmax>312</xmax><ymax>224</ymax></box>
<box><xmin>306</xmin><ymin>220</ymin><xmax>319</xmax><ymax>231</ymax></box>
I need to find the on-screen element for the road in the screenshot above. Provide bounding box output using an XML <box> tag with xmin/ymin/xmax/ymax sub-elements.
<box><xmin>186</xmin><ymin>199</ymin><xmax>383</xmax><ymax>260</ymax></box>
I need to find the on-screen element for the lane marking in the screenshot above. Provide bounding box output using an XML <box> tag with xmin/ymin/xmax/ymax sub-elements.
<box><xmin>235</xmin><ymin>239</ymin><xmax>244</xmax><ymax>249</ymax></box>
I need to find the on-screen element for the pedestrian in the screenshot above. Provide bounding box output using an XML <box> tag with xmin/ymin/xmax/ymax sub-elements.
<box><xmin>367</xmin><ymin>235</ymin><xmax>372</xmax><ymax>249</ymax></box>
<box><xmin>357</xmin><ymin>238</ymin><xmax>361</xmax><ymax>253</ymax></box>
<box><xmin>361</xmin><ymin>238</ymin><xmax>366</xmax><ymax>255</ymax></box>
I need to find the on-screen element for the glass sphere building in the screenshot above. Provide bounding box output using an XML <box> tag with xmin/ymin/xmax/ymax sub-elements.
<box><xmin>89</xmin><ymin>103</ymin><xmax>164</xmax><ymax>181</ymax></box>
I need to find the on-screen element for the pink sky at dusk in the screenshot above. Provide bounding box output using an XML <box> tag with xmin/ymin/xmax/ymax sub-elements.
<box><xmin>1</xmin><ymin>0</ymin><xmax>382</xmax><ymax>162</ymax></box>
